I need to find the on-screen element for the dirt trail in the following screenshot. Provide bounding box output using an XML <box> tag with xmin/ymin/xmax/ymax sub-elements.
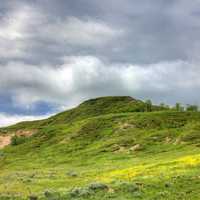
<box><xmin>0</xmin><ymin>135</ymin><xmax>11</xmax><ymax>149</ymax></box>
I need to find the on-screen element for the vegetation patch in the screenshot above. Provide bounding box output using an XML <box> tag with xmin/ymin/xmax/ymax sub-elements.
<box><xmin>1</xmin><ymin>97</ymin><xmax>200</xmax><ymax>199</ymax></box>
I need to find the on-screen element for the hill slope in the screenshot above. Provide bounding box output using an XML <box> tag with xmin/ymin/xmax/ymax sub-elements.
<box><xmin>1</xmin><ymin>97</ymin><xmax>200</xmax><ymax>200</ymax></box>
<box><xmin>2</xmin><ymin>96</ymin><xmax>163</xmax><ymax>131</ymax></box>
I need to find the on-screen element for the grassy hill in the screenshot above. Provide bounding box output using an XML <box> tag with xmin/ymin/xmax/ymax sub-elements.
<box><xmin>1</xmin><ymin>96</ymin><xmax>200</xmax><ymax>199</ymax></box>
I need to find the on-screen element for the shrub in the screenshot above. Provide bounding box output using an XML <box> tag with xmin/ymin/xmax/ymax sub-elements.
<box><xmin>69</xmin><ymin>187</ymin><xmax>92</xmax><ymax>198</ymax></box>
<box><xmin>29</xmin><ymin>195</ymin><xmax>38</xmax><ymax>200</ymax></box>
<box><xmin>11</xmin><ymin>135</ymin><xmax>27</xmax><ymax>146</ymax></box>
<box><xmin>69</xmin><ymin>183</ymin><xmax>108</xmax><ymax>198</ymax></box>
<box><xmin>0</xmin><ymin>151</ymin><xmax>4</xmax><ymax>157</ymax></box>
<box><xmin>67</xmin><ymin>170</ymin><xmax>78</xmax><ymax>177</ymax></box>
<box><xmin>44</xmin><ymin>190</ymin><xmax>60</xmax><ymax>200</ymax></box>
<box><xmin>116</xmin><ymin>181</ymin><xmax>139</xmax><ymax>193</ymax></box>
<box><xmin>69</xmin><ymin>187</ymin><xmax>82</xmax><ymax>197</ymax></box>
<box><xmin>88</xmin><ymin>182</ymin><xmax>108</xmax><ymax>191</ymax></box>
<box><xmin>186</xmin><ymin>105</ymin><xmax>198</xmax><ymax>112</ymax></box>
<box><xmin>145</xmin><ymin>100</ymin><xmax>152</xmax><ymax>112</ymax></box>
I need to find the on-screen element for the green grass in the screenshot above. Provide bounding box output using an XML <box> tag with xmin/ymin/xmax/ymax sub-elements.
<box><xmin>0</xmin><ymin>97</ymin><xmax>200</xmax><ymax>199</ymax></box>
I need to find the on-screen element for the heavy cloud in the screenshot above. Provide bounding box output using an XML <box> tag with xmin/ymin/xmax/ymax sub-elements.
<box><xmin>1</xmin><ymin>0</ymin><xmax>200</xmax><ymax>126</ymax></box>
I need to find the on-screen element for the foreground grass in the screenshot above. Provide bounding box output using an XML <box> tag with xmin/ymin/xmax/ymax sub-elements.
<box><xmin>1</xmin><ymin>148</ymin><xmax>200</xmax><ymax>199</ymax></box>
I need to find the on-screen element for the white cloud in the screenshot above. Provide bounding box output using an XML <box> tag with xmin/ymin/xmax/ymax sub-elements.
<box><xmin>0</xmin><ymin>113</ymin><xmax>51</xmax><ymax>127</ymax></box>
<box><xmin>0</xmin><ymin>5</ymin><xmax>122</xmax><ymax>59</ymax></box>
<box><xmin>1</xmin><ymin>56</ymin><xmax>200</xmax><ymax>110</ymax></box>
<box><xmin>42</xmin><ymin>17</ymin><xmax>123</xmax><ymax>46</ymax></box>
<box><xmin>1</xmin><ymin>1</ymin><xmax>200</xmax><ymax>127</ymax></box>
<box><xmin>0</xmin><ymin>5</ymin><xmax>45</xmax><ymax>58</ymax></box>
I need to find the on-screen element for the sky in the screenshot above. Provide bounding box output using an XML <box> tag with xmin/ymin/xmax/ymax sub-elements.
<box><xmin>1</xmin><ymin>0</ymin><xmax>200</xmax><ymax>126</ymax></box>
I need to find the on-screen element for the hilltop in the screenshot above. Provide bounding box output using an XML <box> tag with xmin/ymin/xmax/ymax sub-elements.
<box><xmin>1</xmin><ymin>96</ymin><xmax>163</xmax><ymax>132</ymax></box>
<box><xmin>0</xmin><ymin>96</ymin><xmax>200</xmax><ymax>200</ymax></box>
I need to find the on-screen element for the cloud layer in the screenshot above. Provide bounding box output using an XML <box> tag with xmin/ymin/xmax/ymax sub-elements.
<box><xmin>1</xmin><ymin>0</ymin><xmax>200</xmax><ymax>126</ymax></box>
<box><xmin>1</xmin><ymin>56</ymin><xmax>200</xmax><ymax>109</ymax></box>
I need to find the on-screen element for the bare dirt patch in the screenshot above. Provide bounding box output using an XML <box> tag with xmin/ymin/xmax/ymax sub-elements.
<box><xmin>0</xmin><ymin>135</ymin><xmax>11</xmax><ymax>149</ymax></box>
<box><xmin>129</xmin><ymin>144</ymin><xmax>142</xmax><ymax>151</ymax></box>
<box><xmin>0</xmin><ymin>129</ymin><xmax>37</xmax><ymax>149</ymax></box>
<box><xmin>15</xmin><ymin>129</ymin><xmax>37</xmax><ymax>137</ymax></box>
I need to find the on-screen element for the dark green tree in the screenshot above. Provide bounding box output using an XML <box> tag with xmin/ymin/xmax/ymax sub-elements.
<box><xmin>160</xmin><ymin>103</ymin><xmax>165</xmax><ymax>109</ymax></box>
<box><xmin>159</xmin><ymin>103</ymin><xmax>170</xmax><ymax>110</ymax></box>
<box><xmin>11</xmin><ymin>135</ymin><xmax>27</xmax><ymax>145</ymax></box>
<box><xmin>175</xmin><ymin>103</ymin><xmax>181</xmax><ymax>111</ymax></box>
<box><xmin>175</xmin><ymin>103</ymin><xmax>184</xmax><ymax>111</ymax></box>
<box><xmin>145</xmin><ymin>99</ymin><xmax>152</xmax><ymax>112</ymax></box>
<box><xmin>186</xmin><ymin>104</ymin><xmax>198</xmax><ymax>112</ymax></box>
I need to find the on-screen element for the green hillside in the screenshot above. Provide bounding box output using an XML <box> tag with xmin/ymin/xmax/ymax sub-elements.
<box><xmin>1</xmin><ymin>96</ymin><xmax>200</xmax><ymax>200</ymax></box>
<box><xmin>3</xmin><ymin>96</ymin><xmax>163</xmax><ymax>131</ymax></box>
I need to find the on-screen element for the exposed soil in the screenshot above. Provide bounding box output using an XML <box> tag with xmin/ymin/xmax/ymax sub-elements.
<box><xmin>0</xmin><ymin>129</ymin><xmax>37</xmax><ymax>149</ymax></box>
<box><xmin>15</xmin><ymin>129</ymin><xmax>37</xmax><ymax>137</ymax></box>
<box><xmin>0</xmin><ymin>135</ymin><xmax>11</xmax><ymax>149</ymax></box>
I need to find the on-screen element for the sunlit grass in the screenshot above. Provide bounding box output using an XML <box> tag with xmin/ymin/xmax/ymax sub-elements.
<box><xmin>1</xmin><ymin>107</ymin><xmax>200</xmax><ymax>199</ymax></box>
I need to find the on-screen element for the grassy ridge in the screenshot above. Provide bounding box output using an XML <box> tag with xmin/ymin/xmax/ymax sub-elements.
<box><xmin>1</xmin><ymin>96</ymin><xmax>163</xmax><ymax>131</ymax></box>
<box><xmin>0</xmin><ymin>97</ymin><xmax>200</xmax><ymax>199</ymax></box>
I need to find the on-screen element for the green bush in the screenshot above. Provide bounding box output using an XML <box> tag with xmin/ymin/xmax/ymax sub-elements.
<box><xmin>44</xmin><ymin>190</ymin><xmax>60</xmax><ymax>200</ymax></box>
<box><xmin>115</xmin><ymin>181</ymin><xmax>139</xmax><ymax>193</ymax></box>
<box><xmin>88</xmin><ymin>182</ymin><xmax>108</xmax><ymax>191</ymax></box>
<box><xmin>69</xmin><ymin>187</ymin><xmax>92</xmax><ymax>198</ymax></box>
<box><xmin>28</xmin><ymin>195</ymin><xmax>38</xmax><ymax>200</ymax></box>
<box><xmin>186</xmin><ymin>105</ymin><xmax>198</xmax><ymax>112</ymax></box>
<box><xmin>11</xmin><ymin>135</ymin><xmax>27</xmax><ymax>146</ymax></box>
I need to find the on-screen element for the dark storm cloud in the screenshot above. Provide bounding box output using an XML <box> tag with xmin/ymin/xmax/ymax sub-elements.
<box><xmin>2</xmin><ymin>0</ymin><xmax>200</xmax><ymax>64</ymax></box>
<box><xmin>1</xmin><ymin>0</ymin><xmax>200</xmax><ymax>126</ymax></box>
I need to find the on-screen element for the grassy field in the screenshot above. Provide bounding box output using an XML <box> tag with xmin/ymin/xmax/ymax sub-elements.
<box><xmin>1</xmin><ymin>97</ymin><xmax>200</xmax><ymax>199</ymax></box>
